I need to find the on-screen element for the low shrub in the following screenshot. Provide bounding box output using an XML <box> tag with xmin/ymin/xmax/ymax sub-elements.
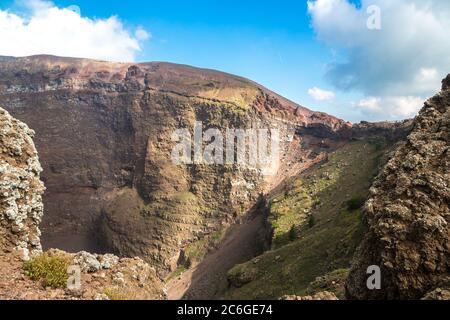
<box><xmin>24</xmin><ymin>253</ymin><xmax>70</xmax><ymax>288</ymax></box>
<box><xmin>346</xmin><ymin>195</ymin><xmax>365</xmax><ymax>211</ymax></box>
<box><xmin>288</xmin><ymin>225</ymin><xmax>297</xmax><ymax>241</ymax></box>
<box><xmin>103</xmin><ymin>287</ymin><xmax>135</xmax><ymax>300</ymax></box>
<box><xmin>308</xmin><ymin>215</ymin><xmax>316</xmax><ymax>228</ymax></box>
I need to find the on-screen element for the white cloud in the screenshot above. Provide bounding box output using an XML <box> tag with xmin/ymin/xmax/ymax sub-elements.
<box><xmin>135</xmin><ymin>27</ymin><xmax>151</xmax><ymax>41</ymax></box>
<box><xmin>0</xmin><ymin>0</ymin><xmax>149</xmax><ymax>61</ymax></box>
<box><xmin>357</xmin><ymin>97</ymin><xmax>382</xmax><ymax>113</ymax></box>
<box><xmin>357</xmin><ymin>95</ymin><xmax>424</xmax><ymax>119</ymax></box>
<box><xmin>308</xmin><ymin>87</ymin><xmax>335</xmax><ymax>101</ymax></box>
<box><xmin>308</xmin><ymin>0</ymin><xmax>450</xmax><ymax>120</ymax></box>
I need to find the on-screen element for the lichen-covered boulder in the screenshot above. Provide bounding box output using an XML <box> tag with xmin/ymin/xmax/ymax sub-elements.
<box><xmin>0</xmin><ymin>108</ymin><xmax>45</xmax><ymax>260</ymax></box>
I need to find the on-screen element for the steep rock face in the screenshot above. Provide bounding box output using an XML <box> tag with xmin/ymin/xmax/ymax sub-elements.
<box><xmin>346</xmin><ymin>75</ymin><xmax>450</xmax><ymax>299</ymax></box>
<box><xmin>0</xmin><ymin>55</ymin><xmax>352</xmax><ymax>274</ymax></box>
<box><xmin>0</xmin><ymin>108</ymin><xmax>164</xmax><ymax>300</ymax></box>
<box><xmin>0</xmin><ymin>107</ymin><xmax>44</xmax><ymax>260</ymax></box>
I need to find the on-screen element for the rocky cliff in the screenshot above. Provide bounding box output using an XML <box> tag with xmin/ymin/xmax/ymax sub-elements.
<box><xmin>0</xmin><ymin>55</ymin><xmax>354</xmax><ymax>275</ymax></box>
<box><xmin>0</xmin><ymin>107</ymin><xmax>163</xmax><ymax>300</ymax></box>
<box><xmin>0</xmin><ymin>107</ymin><xmax>44</xmax><ymax>260</ymax></box>
<box><xmin>346</xmin><ymin>75</ymin><xmax>450</xmax><ymax>300</ymax></box>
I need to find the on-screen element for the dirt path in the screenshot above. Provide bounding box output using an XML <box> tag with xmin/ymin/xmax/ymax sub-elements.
<box><xmin>167</xmin><ymin>205</ymin><xmax>270</xmax><ymax>300</ymax></box>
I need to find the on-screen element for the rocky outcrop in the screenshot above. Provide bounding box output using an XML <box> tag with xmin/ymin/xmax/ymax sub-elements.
<box><xmin>0</xmin><ymin>107</ymin><xmax>44</xmax><ymax>260</ymax></box>
<box><xmin>0</xmin><ymin>55</ymin><xmax>354</xmax><ymax>275</ymax></box>
<box><xmin>346</xmin><ymin>75</ymin><xmax>450</xmax><ymax>299</ymax></box>
<box><xmin>350</xmin><ymin>120</ymin><xmax>414</xmax><ymax>142</ymax></box>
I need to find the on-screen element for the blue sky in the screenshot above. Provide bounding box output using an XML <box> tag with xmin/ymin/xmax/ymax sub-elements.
<box><xmin>1</xmin><ymin>0</ymin><xmax>450</xmax><ymax>122</ymax></box>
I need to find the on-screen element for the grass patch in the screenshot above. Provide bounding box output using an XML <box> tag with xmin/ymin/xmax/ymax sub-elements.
<box><xmin>103</xmin><ymin>287</ymin><xmax>136</xmax><ymax>300</ymax></box>
<box><xmin>184</xmin><ymin>228</ymin><xmax>229</xmax><ymax>265</ymax></box>
<box><xmin>346</xmin><ymin>195</ymin><xmax>366</xmax><ymax>211</ymax></box>
<box><xmin>306</xmin><ymin>268</ymin><xmax>350</xmax><ymax>299</ymax></box>
<box><xmin>288</xmin><ymin>225</ymin><xmax>298</xmax><ymax>241</ymax></box>
<box><xmin>225</xmin><ymin>208</ymin><xmax>363</xmax><ymax>299</ymax></box>
<box><xmin>24</xmin><ymin>253</ymin><xmax>70</xmax><ymax>288</ymax></box>
<box><xmin>173</xmin><ymin>191</ymin><xmax>197</xmax><ymax>203</ymax></box>
<box><xmin>166</xmin><ymin>265</ymin><xmax>188</xmax><ymax>282</ymax></box>
<box><xmin>223</xmin><ymin>139</ymin><xmax>390</xmax><ymax>299</ymax></box>
<box><xmin>268</xmin><ymin>180</ymin><xmax>313</xmax><ymax>248</ymax></box>
<box><xmin>308</xmin><ymin>215</ymin><xmax>316</xmax><ymax>229</ymax></box>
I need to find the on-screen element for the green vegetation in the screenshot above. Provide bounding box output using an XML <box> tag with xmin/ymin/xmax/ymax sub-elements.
<box><xmin>223</xmin><ymin>139</ymin><xmax>390</xmax><ymax>299</ymax></box>
<box><xmin>288</xmin><ymin>225</ymin><xmax>297</xmax><ymax>241</ymax></box>
<box><xmin>268</xmin><ymin>180</ymin><xmax>313</xmax><ymax>248</ymax></box>
<box><xmin>173</xmin><ymin>191</ymin><xmax>197</xmax><ymax>203</ymax></box>
<box><xmin>308</xmin><ymin>215</ymin><xmax>316</xmax><ymax>229</ymax></box>
<box><xmin>306</xmin><ymin>268</ymin><xmax>350</xmax><ymax>299</ymax></box>
<box><xmin>346</xmin><ymin>195</ymin><xmax>366</xmax><ymax>211</ymax></box>
<box><xmin>103</xmin><ymin>287</ymin><xmax>136</xmax><ymax>300</ymax></box>
<box><xmin>24</xmin><ymin>253</ymin><xmax>70</xmax><ymax>288</ymax></box>
<box><xmin>184</xmin><ymin>228</ymin><xmax>229</xmax><ymax>265</ymax></box>
<box><xmin>267</xmin><ymin>142</ymin><xmax>369</xmax><ymax>248</ymax></box>
<box><xmin>166</xmin><ymin>265</ymin><xmax>188</xmax><ymax>282</ymax></box>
